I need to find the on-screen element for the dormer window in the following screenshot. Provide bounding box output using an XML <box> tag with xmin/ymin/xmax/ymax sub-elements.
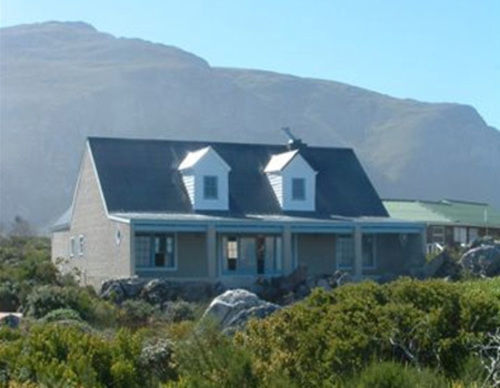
<box><xmin>203</xmin><ymin>176</ymin><xmax>218</xmax><ymax>199</ymax></box>
<box><xmin>178</xmin><ymin>146</ymin><xmax>230</xmax><ymax>210</ymax></box>
<box><xmin>292</xmin><ymin>178</ymin><xmax>306</xmax><ymax>200</ymax></box>
<box><xmin>264</xmin><ymin>150</ymin><xmax>316</xmax><ymax>211</ymax></box>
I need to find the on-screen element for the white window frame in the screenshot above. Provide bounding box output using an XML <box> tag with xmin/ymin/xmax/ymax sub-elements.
<box><xmin>69</xmin><ymin>236</ymin><xmax>76</xmax><ymax>258</ymax></box>
<box><xmin>78</xmin><ymin>234</ymin><xmax>85</xmax><ymax>257</ymax></box>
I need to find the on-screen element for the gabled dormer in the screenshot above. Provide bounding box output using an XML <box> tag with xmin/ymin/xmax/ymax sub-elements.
<box><xmin>264</xmin><ymin>149</ymin><xmax>317</xmax><ymax>211</ymax></box>
<box><xmin>178</xmin><ymin>146</ymin><xmax>231</xmax><ymax>211</ymax></box>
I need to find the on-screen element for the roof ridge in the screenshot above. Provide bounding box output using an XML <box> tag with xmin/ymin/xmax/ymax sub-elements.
<box><xmin>86</xmin><ymin>136</ymin><xmax>354</xmax><ymax>151</ymax></box>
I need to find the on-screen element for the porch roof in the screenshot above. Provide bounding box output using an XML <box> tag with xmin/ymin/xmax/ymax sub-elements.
<box><xmin>112</xmin><ymin>212</ymin><xmax>424</xmax><ymax>234</ymax></box>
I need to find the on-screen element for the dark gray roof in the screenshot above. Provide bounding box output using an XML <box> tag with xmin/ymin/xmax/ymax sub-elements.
<box><xmin>88</xmin><ymin>137</ymin><xmax>388</xmax><ymax>218</ymax></box>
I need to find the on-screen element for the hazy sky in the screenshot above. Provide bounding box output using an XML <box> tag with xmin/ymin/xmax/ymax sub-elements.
<box><xmin>1</xmin><ymin>0</ymin><xmax>499</xmax><ymax>129</ymax></box>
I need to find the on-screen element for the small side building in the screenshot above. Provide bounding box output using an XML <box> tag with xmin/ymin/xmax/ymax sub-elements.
<box><xmin>383</xmin><ymin>199</ymin><xmax>500</xmax><ymax>252</ymax></box>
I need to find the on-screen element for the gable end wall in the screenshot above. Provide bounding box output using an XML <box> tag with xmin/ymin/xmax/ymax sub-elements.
<box><xmin>55</xmin><ymin>145</ymin><xmax>132</xmax><ymax>289</ymax></box>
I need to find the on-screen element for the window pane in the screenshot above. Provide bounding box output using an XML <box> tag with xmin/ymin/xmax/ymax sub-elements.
<box><xmin>264</xmin><ymin>237</ymin><xmax>275</xmax><ymax>273</ymax></box>
<box><xmin>292</xmin><ymin>178</ymin><xmax>305</xmax><ymax>200</ymax></box>
<box><xmin>362</xmin><ymin>235</ymin><xmax>375</xmax><ymax>268</ymax></box>
<box><xmin>135</xmin><ymin>236</ymin><xmax>151</xmax><ymax>267</ymax></box>
<box><xmin>239</xmin><ymin>237</ymin><xmax>256</xmax><ymax>273</ymax></box>
<box><xmin>203</xmin><ymin>176</ymin><xmax>218</xmax><ymax>199</ymax></box>
<box><xmin>226</xmin><ymin>236</ymin><xmax>238</xmax><ymax>271</ymax></box>
<box><xmin>336</xmin><ymin>235</ymin><xmax>354</xmax><ymax>268</ymax></box>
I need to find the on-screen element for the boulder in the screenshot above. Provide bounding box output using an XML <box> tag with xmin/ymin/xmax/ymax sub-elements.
<box><xmin>201</xmin><ymin>289</ymin><xmax>281</xmax><ymax>334</ymax></box>
<box><xmin>100</xmin><ymin>279</ymin><xmax>126</xmax><ymax>303</ymax></box>
<box><xmin>460</xmin><ymin>243</ymin><xmax>500</xmax><ymax>277</ymax></box>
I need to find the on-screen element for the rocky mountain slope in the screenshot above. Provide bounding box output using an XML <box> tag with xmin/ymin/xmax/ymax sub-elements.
<box><xmin>1</xmin><ymin>21</ymin><xmax>499</xmax><ymax>230</ymax></box>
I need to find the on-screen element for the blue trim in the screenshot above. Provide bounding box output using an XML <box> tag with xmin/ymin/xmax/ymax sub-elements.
<box><xmin>361</xmin><ymin>225</ymin><xmax>424</xmax><ymax>234</ymax></box>
<box><xmin>134</xmin><ymin>223</ymin><xmax>206</xmax><ymax>232</ymax></box>
<box><xmin>215</xmin><ymin>224</ymin><xmax>283</xmax><ymax>233</ymax></box>
<box><xmin>291</xmin><ymin>224</ymin><xmax>353</xmax><ymax>234</ymax></box>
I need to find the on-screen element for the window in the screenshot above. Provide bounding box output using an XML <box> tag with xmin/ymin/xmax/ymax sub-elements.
<box><xmin>453</xmin><ymin>227</ymin><xmax>467</xmax><ymax>245</ymax></box>
<box><xmin>203</xmin><ymin>176</ymin><xmax>218</xmax><ymax>199</ymax></box>
<box><xmin>134</xmin><ymin>234</ymin><xmax>175</xmax><ymax>269</ymax></box>
<box><xmin>431</xmin><ymin>226</ymin><xmax>445</xmax><ymax>244</ymax></box>
<box><xmin>135</xmin><ymin>235</ymin><xmax>151</xmax><ymax>267</ymax></box>
<box><xmin>222</xmin><ymin>235</ymin><xmax>283</xmax><ymax>275</ymax></box>
<box><xmin>69</xmin><ymin>237</ymin><xmax>76</xmax><ymax>258</ymax></box>
<box><xmin>336</xmin><ymin>234</ymin><xmax>376</xmax><ymax>269</ymax></box>
<box><xmin>362</xmin><ymin>234</ymin><xmax>376</xmax><ymax>269</ymax></box>
<box><xmin>226</xmin><ymin>237</ymin><xmax>238</xmax><ymax>271</ymax></box>
<box><xmin>468</xmin><ymin>228</ymin><xmax>479</xmax><ymax>243</ymax></box>
<box><xmin>78</xmin><ymin>235</ymin><xmax>85</xmax><ymax>256</ymax></box>
<box><xmin>292</xmin><ymin>178</ymin><xmax>306</xmax><ymax>200</ymax></box>
<box><xmin>336</xmin><ymin>235</ymin><xmax>354</xmax><ymax>269</ymax></box>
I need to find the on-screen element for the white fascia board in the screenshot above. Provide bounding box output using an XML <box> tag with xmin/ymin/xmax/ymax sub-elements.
<box><xmin>264</xmin><ymin>149</ymin><xmax>298</xmax><ymax>173</ymax></box>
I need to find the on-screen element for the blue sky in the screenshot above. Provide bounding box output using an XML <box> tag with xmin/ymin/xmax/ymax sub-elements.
<box><xmin>1</xmin><ymin>0</ymin><xmax>499</xmax><ymax>129</ymax></box>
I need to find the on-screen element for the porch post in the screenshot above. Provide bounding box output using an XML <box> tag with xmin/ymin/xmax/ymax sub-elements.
<box><xmin>353</xmin><ymin>225</ymin><xmax>362</xmax><ymax>281</ymax></box>
<box><xmin>129</xmin><ymin>223</ymin><xmax>136</xmax><ymax>277</ymax></box>
<box><xmin>282</xmin><ymin>226</ymin><xmax>293</xmax><ymax>274</ymax></box>
<box><xmin>421</xmin><ymin>227</ymin><xmax>427</xmax><ymax>256</ymax></box>
<box><xmin>207</xmin><ymin>225</ymin><xmax>217</xmax><ymax>279</ymax></box>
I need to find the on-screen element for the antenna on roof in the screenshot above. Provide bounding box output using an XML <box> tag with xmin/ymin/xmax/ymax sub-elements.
<box><xmin>281</xmin><ymin>127</ymin><xmax>306</xmax><ymax>150</ymax></box>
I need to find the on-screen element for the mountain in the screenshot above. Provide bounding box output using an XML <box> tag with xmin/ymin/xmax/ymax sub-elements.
<box><xmin>1</xmin><ymin>21</ymin><xmax>499</xmax><ymax>231</ymax></box>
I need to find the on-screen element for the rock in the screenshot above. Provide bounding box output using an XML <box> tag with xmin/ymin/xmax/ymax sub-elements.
<box><xmin>100</xmin><ymin>279</ymin><xmax>126</xmax><ymax>303</ymax></box>
<box><xmin>316</xmin><ymin>278</ymin><xmax>331</xmax><ymax>291</ymax></box>
<box><xmin>333</xmin><ymin>271</ymin><xmax>352</xmax><ymax>287</ymax></box>
<box><xmin>201</xmin><ymin>289</ymin><xmax>281</xmax><ymax>334</ymax></box>
<box><xmin>460</xmin><ymin>243</ymin><xmax>500</xmax><ymax>277</ymax></box>
<box><xmin>121</xmin><ymin>278</ymin><xmax>147</xmax><ymax>298</ymax></box>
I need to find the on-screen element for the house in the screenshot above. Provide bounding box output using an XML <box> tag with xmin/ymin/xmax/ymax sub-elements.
<box><xmin>51</xmin><ymin>136</ymin><xmax>426</xmax><ymax>289</ymax></box>
<box><xmin>383</xmin><ymin>199</ymin><xmax>500</xmax><ymax>251</ymax></box>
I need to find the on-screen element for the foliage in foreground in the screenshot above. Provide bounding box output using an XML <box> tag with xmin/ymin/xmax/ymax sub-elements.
<box><xmin>1</xmin><ymin>236</ymin><xmax>499</xmax><ymax>387</ymax></box>
<box><xmin>236</xmin><ymin>278</ymin><xmax>500</xmax><ymax>386</ymax></box>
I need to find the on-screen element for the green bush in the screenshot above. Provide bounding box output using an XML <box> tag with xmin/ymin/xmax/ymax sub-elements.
<box><xmin>41</xmin><ymin>308</ymin><xmax>82</xmax><ymax>323</ymax></box>
<box><xmin>236</xmin><ymin>278</ymin><xmax>500</xmax><ymax>385</ymax></box>
<box><xmin>118</xmin><ymin>300</ymin><xmax>155</xmax><ymax>327</ymax></box>
<box><xmin>24</xmin><ymin>284</ymin><xmax>119</xmax><ymax>327</ymax></box>
<box><xmin>352</xmin><ymin>361</ymin><xmax>448</xmax><ymax>388</ymax></box>
<box><xmin>163</xmin><ymin>300</ymin><xmax>197</xmax><ymax>323</ymax></box>
<box><xmin>0</xmin><ymin>281</ymin><xmax>19</xmax><ymax>311</ymax></box>
<box><xmin>0</xmin><ymin>324</ymin><xmax>173</xmax><ymax>387</ymax></box>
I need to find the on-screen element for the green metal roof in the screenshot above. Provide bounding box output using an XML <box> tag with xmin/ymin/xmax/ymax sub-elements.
<box><xmin>383</xmin><ymin>199</ymin><xmax>500</xmax><ymax>228</ymax></box>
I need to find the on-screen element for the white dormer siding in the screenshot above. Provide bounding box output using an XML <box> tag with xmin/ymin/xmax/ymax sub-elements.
<box><xmin>264</xmin><ymin>150</ymin><xmax>317</xmax><ymax>211</ymax></box>
<box><xmin>178</xmin><ymin>147</ymin><xmax>231</xmax><ymax>211</ymax></box>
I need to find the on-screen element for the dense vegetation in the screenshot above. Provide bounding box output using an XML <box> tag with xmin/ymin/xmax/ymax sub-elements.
<box><xmin>1</xmin><ymin>235</ymin><xmax>499</xmax><ymax>387</ymax></box>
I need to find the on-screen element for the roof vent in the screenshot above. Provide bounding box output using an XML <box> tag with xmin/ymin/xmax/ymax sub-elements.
<box><xmin>281</xmin><ymin>127</ymin><xmax>306</xmax><ymax>150</ymax></box>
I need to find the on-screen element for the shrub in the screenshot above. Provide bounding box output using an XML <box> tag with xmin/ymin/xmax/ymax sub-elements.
<box><xmin>41</xmin><ymin>308</ymin><xmax>82</xmax><ymax>323</ymax></box>
<box><xmin>23</xmin><ymin>285</ymin><xmax>119</xmax><ymax>327</ymax></box>
<box><xmin>139</xmin><ymin>339</ymin><xmax>178</xmax><ymax>382</ymax></box>
<box><xmin>0</xmin><ymin>324</ymin><xmax>162</xmax><ymax>387</ymax></box>
<box><xmin>118</xmin><ymin>300</ymin><xmax>155</xmax><ymax>327</ymax></box>
<box><xmin>0</xmin><ymin>281</ymin><xmax>19</xmax><ymax>311</ymax></box>
<box><xmin>236</xmin><ymin>278</ymin><xmax>500</xmax><ymax>385</ymax></box>
<box><xmin>352</xmin><ymin>361</ymin><xmax>448</xmax><ymax>388</ymax></box>
<box><xmin>162</xmin><ymin>300</ymin><xmax>196</xmax><ymax>323</ymax></box>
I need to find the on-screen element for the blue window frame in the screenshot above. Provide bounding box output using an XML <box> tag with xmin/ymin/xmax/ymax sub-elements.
<box><xmin>135</xmin><ymin>233</ymin><xmax>176</xmax><ymax>269</ymax></box>
<box><xmin>203</xmin><ymin>176</ymin><xmax>218</xmax><ymax>199</ymax></box>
